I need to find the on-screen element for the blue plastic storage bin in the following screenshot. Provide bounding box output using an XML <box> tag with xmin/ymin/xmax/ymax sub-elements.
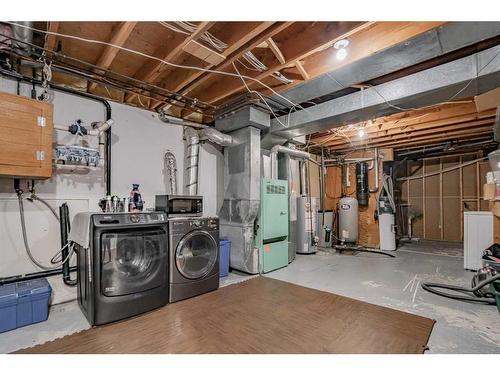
<box><xmin>0</xmin><ymin>278</ymin><xmax>52</xmax><ymax>333</ymax></box>
<box><xmin>219</xmin><ymin>239</ymin><xmax>231</xmax><ymax>278</ymax></box>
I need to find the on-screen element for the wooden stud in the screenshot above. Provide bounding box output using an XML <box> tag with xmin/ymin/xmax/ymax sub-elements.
<box><xmin>295</xmin><ymin>60</ymin><xmax>310</xmax><ymax>80</ymax></box>
<box><xmin>267</xmin><ymin>37</ymin><xmax>286</xmax><ymax>64</ymax></box>
<box><xmin>422</xmin><ymin>160</ymin><xmax>426</xmax><ymax>239</ymax></box>
<box><xmin>439</xmin><ymin>159</ymin><xmax>444</xmax><ymax>240</ymax></box>
<box><xmin>459</xmin><ymin>155</ymin><xmax>463</xmax><ymax>240</ymax></box>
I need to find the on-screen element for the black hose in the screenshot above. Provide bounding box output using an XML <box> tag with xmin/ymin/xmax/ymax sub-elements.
<box><xmin>334</xmin><ymin>245</ymin><xmax>396</xmax><ymax>258</ymax></box>
<box><xmin>60</xmin><ymin>203</ymin><xmax>77</xmax><ymax>286</ymax></box>
<box><xmin>421</xmin><ymin>273</ymin><xmax>500</xmax><ymax>305</ymax></box>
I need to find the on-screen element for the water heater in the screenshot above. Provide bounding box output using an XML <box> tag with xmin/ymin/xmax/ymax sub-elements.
<box><xmin>296</xmin><ymin>196</ymin><xmax>318</xmax><ymax>254</ymax></box>
<box><xmin>338</xmin><ymin>197</ymin><xmax>358</xmax><ymax>243</ymax></box>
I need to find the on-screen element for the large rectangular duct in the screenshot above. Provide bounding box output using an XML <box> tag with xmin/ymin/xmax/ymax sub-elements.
<box><xmin>276</xmin><ymin>22</ymin><xmax>500</xmax><ymax>105</ymax></box>
<box><xmin>271</xmin><ymin>45</ymin><xmax>500</xmax><ymax>138</ymax></box>
<box><xmin>217</xmin><ymin>115</ymin><xmax>264</xmax><ymax>274</ymax></box>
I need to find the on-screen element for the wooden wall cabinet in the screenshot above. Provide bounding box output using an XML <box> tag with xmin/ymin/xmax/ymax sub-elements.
<box><xmin>0</xmin><ymin>91</ymin><xmax>53</xmax><ymax>179</ymax></box>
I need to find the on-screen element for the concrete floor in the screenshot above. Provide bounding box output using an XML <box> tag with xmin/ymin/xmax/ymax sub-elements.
<box><xmin>1</xmin><ymin>241</ymin><xmax>498</xmax><ymax>354</ymax></box>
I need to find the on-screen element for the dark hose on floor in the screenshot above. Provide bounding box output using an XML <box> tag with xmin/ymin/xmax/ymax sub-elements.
<box><xmin>421</xmin><ymin>273</ymin><xmax>500</xmax><ymax>305</ymax></box>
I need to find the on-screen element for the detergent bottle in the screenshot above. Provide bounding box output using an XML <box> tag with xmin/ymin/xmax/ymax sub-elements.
<box><xmin>129</xmin><ymin>184</ymin><xmax>144</xmax><ymax>212</ymax></box>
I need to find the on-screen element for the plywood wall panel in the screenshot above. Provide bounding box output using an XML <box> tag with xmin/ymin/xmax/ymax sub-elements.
<box><xmin>443</xmin><ymin>197</ymin><xmax>462</xmax><ymax>241</ymax></box>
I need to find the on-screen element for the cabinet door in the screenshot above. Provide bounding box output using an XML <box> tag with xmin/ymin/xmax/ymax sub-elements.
<box><xmin>0</xmin><ymin>92</ymin><xmax>53</xmax><ymax>178</ymax></box>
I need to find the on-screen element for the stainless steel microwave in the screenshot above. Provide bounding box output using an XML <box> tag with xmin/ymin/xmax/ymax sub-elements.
<box><xmin>154</xmin><ymin>195</ymin><xmax>203</xmax><ymax>217</ymax></box>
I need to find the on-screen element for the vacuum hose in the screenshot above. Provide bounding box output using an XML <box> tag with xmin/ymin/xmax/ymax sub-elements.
<box><xmin>421</xmin><ymin>273</ymin><xmax>500</xmax><ymax>305</ymax></box>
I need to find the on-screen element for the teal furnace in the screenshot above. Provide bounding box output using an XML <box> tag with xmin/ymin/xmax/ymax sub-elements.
<box><xmin>256</xmin><ymin>178</ymin><xmax>289</xmax><ymax>273</ymax></box>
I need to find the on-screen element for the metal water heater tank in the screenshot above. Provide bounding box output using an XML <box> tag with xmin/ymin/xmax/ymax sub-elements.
<box><xmin>338</xmin><ymin>197</ymin><xmax>358</xmax><ymax>243</ymax></box>
<box><xmin>296</xmin><ymin>196</ymin><xmax>318</xmax><ymax>254</ymax></box>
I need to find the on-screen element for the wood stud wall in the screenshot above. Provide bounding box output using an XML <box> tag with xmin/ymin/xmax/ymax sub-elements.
<box><xmin>398</xmin><ymin>152</ymin><xmax>490</xmax><ymax>242</ymax></box>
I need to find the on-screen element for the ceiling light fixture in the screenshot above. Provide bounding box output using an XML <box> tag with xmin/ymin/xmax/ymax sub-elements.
<box><xmin>333</xmin><ymin>39</ymin><xmax>349</xmax><ymax>61</ymax></box>
<box><xmin>336</xmin><ymin>48</ymin><xmax>348</xmax><ymax>60</ymax></box>
<box><xmin>333</xmin><ymin>39</ymin><xmax>349</xmax><ymax>50</ymax></box>
<box><xmin>358</xmin><ymin>129</ymin><xmax>366</xmax><ymax>138</ymax></box>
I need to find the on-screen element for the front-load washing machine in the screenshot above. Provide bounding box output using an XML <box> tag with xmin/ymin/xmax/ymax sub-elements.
<box><xmin>168</xmin><ymin>216</ymin><xmax>219</xmax><ymax>303</ymax></box>
<box><xmin>76</xmin><ymin>212</ymin><xmax>169</xmax><ymax>325</ymax></box>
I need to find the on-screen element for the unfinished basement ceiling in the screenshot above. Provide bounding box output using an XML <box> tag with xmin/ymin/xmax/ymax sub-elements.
<box><xmin>2</xmin><ymin>21</ymin><xmax>499</xmax><ymax>154</ymax></box>
<box><xmin>3</xmin><ymin>21</ymin><xmax>447</xmax><ymax>121</ymax></box>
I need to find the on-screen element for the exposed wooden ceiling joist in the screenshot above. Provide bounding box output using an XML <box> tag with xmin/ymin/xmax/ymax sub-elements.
<box><xmin>124</xmin><ymin>21</ymin><xmax>215</xmax><ymax>103</ymax></box>
<box><xmin>44</xmin><ymin>22</ymin><xmax>60</xmax><ymax>51</ymax></box>
<box><xmin>312</xmin><ymin>100</ymin><xmax>496</xmax><ymax>153</ymax></box>
<box><xmin>153</xmin><ymin>22</ymin><xmax>293</xmax><ymax>112</ymax></box>
<box><xmin>193</xmin><ymin>22</ymin><xmax>374</xmax><ymax>105</ymax></box>
<box><xmin>88</xmin><ymin>21</ymin><xmax>138</xmax><ymax>92</ymax></box>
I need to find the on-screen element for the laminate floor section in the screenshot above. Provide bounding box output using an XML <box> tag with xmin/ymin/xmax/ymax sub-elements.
<box><xmin>17</xmin><ymin>276</ymin><xmax>434</xmax><ymax>354</ymax></box>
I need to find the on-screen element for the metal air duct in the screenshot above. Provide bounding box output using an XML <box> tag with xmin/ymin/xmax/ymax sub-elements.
<box><xmin>184</xmin><ymin>127</ymin><xmax>200</xmax><ymax>195</ymax></box>
<box><xmin>164</xmin><ymin>151</ymin><xmax>178</xmax><ymax>195</ymax></box>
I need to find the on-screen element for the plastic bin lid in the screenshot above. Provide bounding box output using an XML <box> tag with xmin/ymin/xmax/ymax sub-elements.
<box><xmin>219</xmin><ymin>239</ymin><xmax>230</xmax><ymax>245</ymax></box>
<box><xmin>0</xmin><ymin>278</ymin><xmax>51</xmax><ymax>303</ymax></box>
<box><xmin>0</xmin><ymin>284</ymin><xmax>17</xmax><ymax>304</ymax></box>
<box><xmin>16</xmin><ymin>279</ymin><xmax>52</xmax><ymax>297</ymax></box>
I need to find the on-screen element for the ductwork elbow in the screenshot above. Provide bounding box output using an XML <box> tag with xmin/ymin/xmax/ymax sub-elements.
<box><xmin>271</xmin><ymin>145</ymin><xmax>311</xmax><ymax>160</ymax></box>
<box><xmin>199</xmin><ymin>127</ymin><xmax>233</xmax><ymax>147</ymax></box>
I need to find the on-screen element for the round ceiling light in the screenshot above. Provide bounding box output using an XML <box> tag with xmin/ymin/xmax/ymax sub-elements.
<box><xmin>336</xmin><ymin>48</ymin><xmax>348</xmax><ymax>60</ymax></box>
<box><xmin>333</xmin><ymin>39</ymin><xmax>349</xmax><ymax>50</ymax></box>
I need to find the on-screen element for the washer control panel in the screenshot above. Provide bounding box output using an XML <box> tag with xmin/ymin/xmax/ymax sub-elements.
<box><xmin>94</xmin><ymin>212</ymin><xmax>167</xmax><ymax>226</ymax></box>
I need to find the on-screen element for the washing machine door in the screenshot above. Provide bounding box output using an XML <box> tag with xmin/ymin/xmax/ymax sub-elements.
<box><xmin>175</xmin><ymin>230</ymin><xmax>218</xmax><ymax>279</ymax></box>
<box><xmin>100</xmin><ymin>227</ymin><xmax>167</xmax><ymax>297</ymax></box>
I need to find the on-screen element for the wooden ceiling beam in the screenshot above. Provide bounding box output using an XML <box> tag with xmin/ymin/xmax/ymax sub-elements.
<box><xmin>312</xmin><ymin>102</ymin><xmax>494</xmax><ymax>143</ymax></box>
<box><xmin>393</xmin><ymin>135</ymin><xmax>494</xmax><ymax>151</ymax></box>
<box><xmin>153</xmin><ymin>22</ymin><xmax>294</xmax><ymax>111</ymax></box>
<box><xmin>44</xmin><ymin>22</ymin><xmax>60</xmax><ymax>51</ymax></box>
<box><xmin>88</xmin><ymin>21</ymin><xmax>138</xmax><ymax>92</ymax></box>
<box><xmin>198</xmin><ymin>22</ymin><xmax>373</xmax><ymax>105</ymax></box>
<box><xmin>316</xmin><ymin>110</ymin><xmax>497</xmax><ymax>147</ymax></box>
<box><xmin>124</xmin><ymin>21</ymin><xmax>215</xmax><ymax>104</ymax></box>
<box><xmin>323</xmin><ymin>118</ymin><xmax>494</xmax><ymax>148</ymax></box>
<box><xmin>152</xmin><ymin>22</ymin><xmax>278</xmax><ymax>112</ymax></box>
<box><xmin>331</xmin><ymin>126</ymin><xmax>494</xmax><ymax>152</ymax></box>
<box><xmin>213</xmin><ymin>21</ymin><xmax>446</xmax><ymax>105</ymax></box>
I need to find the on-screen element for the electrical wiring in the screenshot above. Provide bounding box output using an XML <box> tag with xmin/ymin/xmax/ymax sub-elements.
<box><xmin>0</xmin><ymin>31</ymin><xmax>214</xmax><ymax>113</ymax></box>
<box><xmin>158</xmin><ymin>21</ymin><xmax>228</xmax><ymax>52</ymax></box>
<box><xmin>272</xmin><ymin>71</ymin><xmax>294</xmax><ymax>85</ymax></box>
<box><xmin>5</xmin><ymin>21</ymin><xmax>304</xmax><ymax>113</ymax></box>
<box><xmin>242</xmin><ymin>51</ymin><xmax>267</xmax><ymax>72</ymax></box>
<box><xmin>231</xmin><ymin>61</ymin><xmax>290</xmax><ymax>129</ymax></box>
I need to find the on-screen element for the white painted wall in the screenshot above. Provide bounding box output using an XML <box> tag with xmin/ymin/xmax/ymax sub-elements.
<box><xmin>0</xmin><ymin>77</ymin><xmax>222</xmax><ymax>277</ymax></box>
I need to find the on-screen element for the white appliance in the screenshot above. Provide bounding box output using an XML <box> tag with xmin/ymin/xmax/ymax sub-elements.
<box><xmin>338</xmin><ymin>197</ymin><xmax>358</xmax><ymax>243</ymax></box>
<box><xmin>379</xmin><ymin>213</ymin><xmax>396</xmax><ymax>251</ymax></box>
<box><xmin>464</xmin><ymin>211</ymin><xmax>493</xmax><ymax>271</ymax></box>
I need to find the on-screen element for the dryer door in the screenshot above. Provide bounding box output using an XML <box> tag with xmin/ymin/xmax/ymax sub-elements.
<box><xmin>175</xmin><ymin>230</ymin><xmax>218</xmax><ymax>279</ymax></box>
